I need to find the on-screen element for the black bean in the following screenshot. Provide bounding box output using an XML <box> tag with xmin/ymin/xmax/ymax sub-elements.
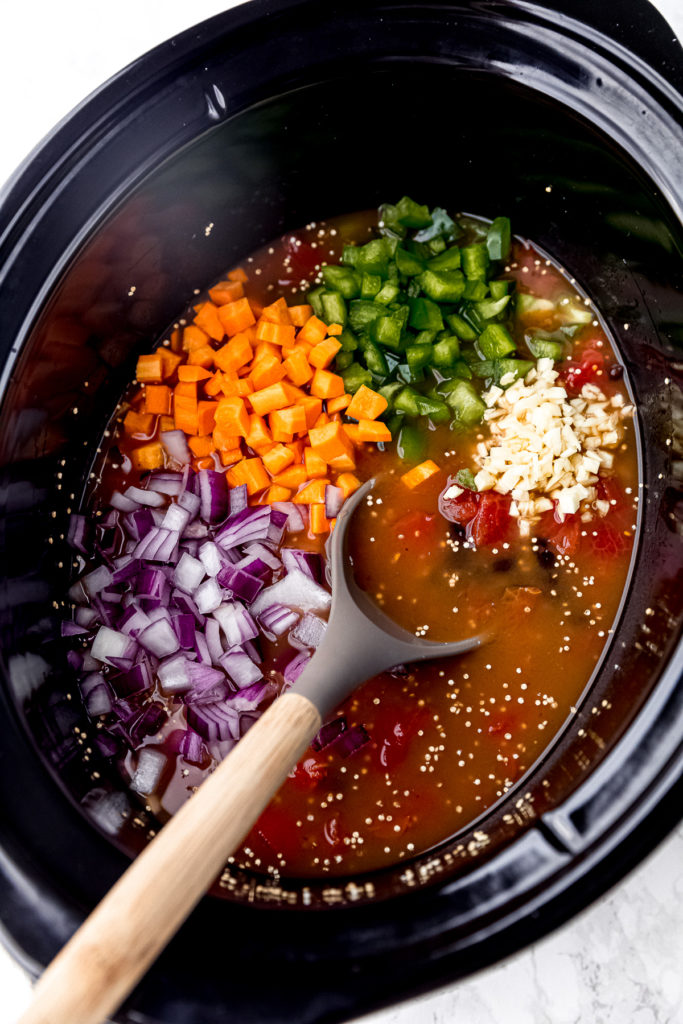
<box><xmin>608</xmin><ymin>364</ymin><xmax>624</xmax><ymax>380</ymax></box>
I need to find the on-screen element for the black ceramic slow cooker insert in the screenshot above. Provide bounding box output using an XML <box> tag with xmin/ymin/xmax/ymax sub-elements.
<box><xmin>1</xmin><ymin>1</ymin><xmax>683</xmax><ymax>1022</ymax></box>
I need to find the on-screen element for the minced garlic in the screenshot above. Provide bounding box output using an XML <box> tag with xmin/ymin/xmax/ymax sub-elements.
<box><xmin>472</xmin><ymin>359</ymin><xmax>633</xmax><ymax>535</ymax></box>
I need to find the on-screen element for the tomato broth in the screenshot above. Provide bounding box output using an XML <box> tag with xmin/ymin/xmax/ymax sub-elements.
<box><xmin>67</xmin><ymin>204</ymin><xmax>638</xmax><ymax>882</ymax></box>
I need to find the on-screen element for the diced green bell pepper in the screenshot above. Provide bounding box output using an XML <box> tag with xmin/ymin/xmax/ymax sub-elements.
<box><xmin>486</xmin><ymin>216</ymin><xmax>511</xmax><ymax>261</ymax></box>
<box><xmin>418</xmin><ymin>268</ymin><xmax>465</xmax><ymax>303</ymax></box>
<box><xmin>427</xmin><ymin>245</ymin><xmax>461</xmax><ymax>271</ymax></box>
<box><xmin>477</xmin><ymin>323</ymin><xmax>516</xmax><ymax>359</ymax></box>
<box><xmin>341</xmin><ymin>363</ymin><xmax>373</xmax><ymax>393</ymax></box>
<box><xmin>360</xmin><ymin>273</ymin><xmax>382</xmax><ymax>299</ymax></box>
<box><xmin>462</xmin><ymin>243</ymin><xmax>490</xmax><ymax>280</ymax></box>
<box><xmin>321</xmin><ymin>291</ymin><xmax>347</xmax><ymax>326</ymax></box>
<box><xmin>526</xmin><ymin>336</ymin><xmax>565</xmax><ymax>360</ymax></box>
<box><xmin>406</xmin><ymin>344</ymin><xmax>434</xmax><ymax>372</ymax></box>
<box><xmin>408</xmin><ymin>296</ymin><xmax>444</xmax><ymax>332</ymax></box>
<box><xmin>432</xmin><ymin>335</ymin><xmax>460</xmax><ymax>366</ymax></box>
<box><xmin>444</xmin><ymin>380</ymin><xmax>486</xmax><ymax>425</ymax></box>
<box><xmin>396</xmin><ymin>422</ymin><xmax>427</xmax><ymax>462</ymax></box>
<box><xmin>395</xmin><ymin>247</ymin><xmax>426</xmax><ymax>276</ymax></box>
<box><xmin>446</xmin><ymin>312</ymin><xmax>477</xmax><ymax>341</ymax></box>
<box><xmin>395</xmin><ymin>196</ymin><xmax>432</xmax><ymax>228</ymax></box>
<box><xmin>474</xmin><ymin>295</ymin><xmax>510</xmax><ymax>322</ymax></box>
<box><xmin>321</xmin><ymin>265</ymin><xmax>360</xmax><ymax>299</ymax></box>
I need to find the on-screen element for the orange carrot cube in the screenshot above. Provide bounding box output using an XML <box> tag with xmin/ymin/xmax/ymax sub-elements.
<box><xmin>401</xmin><ymin>460</ymin><xmax>441</xmax><ymax>490</ymax></box>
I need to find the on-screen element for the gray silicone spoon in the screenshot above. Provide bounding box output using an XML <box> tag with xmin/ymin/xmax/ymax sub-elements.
<box><xmin>20</xmin><ymin>477</ymin><xmax>484</xmax><ymax>1024</ymax></box>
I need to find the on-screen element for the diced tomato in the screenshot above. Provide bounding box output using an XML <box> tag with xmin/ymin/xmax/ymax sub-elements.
<box><xmin>392</xmin><ymin>510</ymin><xmax>440</xmax><ymax>552</ymax></box>
<box><xmin>467</xmin><ymin>491</ymin><xmax>512</xmax><ymax>547</ymax></box>
<box><xmin>560</xmin><ymin>347</ymin><xmax>605</xmax><ymax>395</ymax></box>
<box><xmin>587</xmin><ymin>521</ymin><xmax>630</xmax><ymax>557</ymax></box>
<box><xmin>248</xmin><ymin>804</ymin><xmax>304</xmax><ymax>863</ymax></box>
<box><xmin>288</xmin><ymin>756</ymin><xmax>328</xmax><ymax>791</ymax></box>
<box><xmin>439</xmin><ymin>484</ymin><xmax>479</xmax><ymax>526</ymax></box>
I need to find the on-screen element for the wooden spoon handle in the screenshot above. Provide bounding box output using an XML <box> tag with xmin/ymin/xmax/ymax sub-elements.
<box><xmin>18</xmin><ymin>692</ymin><xmax>321</xmax><ymax>1024</ymax></box>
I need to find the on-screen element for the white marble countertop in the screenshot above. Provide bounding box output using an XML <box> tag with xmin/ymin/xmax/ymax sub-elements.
<box><xmin>1</xmin><ymin>2</ymin><xmax>682</xmax><ymax>1022</ymax></box>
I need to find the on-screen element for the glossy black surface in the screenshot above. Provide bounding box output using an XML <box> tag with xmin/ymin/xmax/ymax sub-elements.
<box><xmin>0</xmin><ymin>1</ymin><xmax>682</xmax><ymax>1021</ymax></box>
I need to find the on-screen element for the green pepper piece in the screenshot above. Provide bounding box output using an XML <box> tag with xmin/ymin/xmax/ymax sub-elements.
<box><xmin>526</xmin><ymin>336</ymin><xmax>565</xmax><ymax>360</ymax></box>
<box><xmin>307</xmin><ymin>285</ymin><xmax>327</xmax><ymax>319</ymax></box>
<box><xmin>408</xmin><ymin>296</ymin><xmax>444</xmax><ymax>332</ymax></box>
<box><xmin>495</xmin><ymin>358</ymin><xmax>534</xmax><ymax>384</ymax></box>
<box><xmin>395</xmin><ymin>247</ymin><xmax>426</xmax><ymax>276</ymax></box>
<box><xmin>477</xmin><ymin>323</ymin><xmax>516</xmax><ymax>360</ymax></box>
<box><xmin>456</xmin><ymin>468</ymin><xmax>478</xmax><ymax>490</ymax></box>
<box><xmin>396</xmin><ymin>422</ymin><xmax>427</xmax><ymax>462</ymax></box>
<box><xmin>349</xmin><ymin>300</ymin><xmax>388</xmax><ymax>332</ymax></box>
<box><xmin>379</xmin><ymin>381</ymin><xmax>405</xmax><ymax>409</ymax></box>
<box><xmin>444</xmin><ymin>380</ymin><xmax>486</xmax><ymax>425</ymax></box>
<box><xmin>489</xmin><ymin>279</ymin><xmax>510</xmax><ymax>300</ymax></box>
<box><xmin>360</xmin><ymin>273</ymin><xmax>382</xmax><ymax>299</ymax></box>
<box><xmin>375</xmin><ymin>281</ymin><xmax>400</xmax><ymax>305</ymax></box>
<box><xmin>432</xmin><ymin>335</ymin><xmax>461</xmax><ymax>366</ymax></box>
<box><xmin>378</xmin><ymin>203</ymin><xmax>407</xmax><ymax>238</ymax></box>
<box><xmin>387</xmin><ymin>412</ymin><xmax>405</xmax><ymax>434</ymax></box>
<box><xmin>446</xmin><ymin>312</ymin><xmax>478</xmax><ymax>341</ymax></box>
<box><xmin>418</xmin><ymin>268</ymin><xmax>465</xmax><ymax>303</ymax></box>
<box><xmin>462</xmin><ymin>243</ymin><xmax>490</xmax><ymax>280</ymax></box>
<box><xmin>427</xmin><ymin>245</ymin><xmax>462</xmax><ymax>271</ymax></box>
<box><xmin>516</xmin><ymin>292</ymin><xmax>555</xmax><ymax>316</ymax></box>
<box><xmin>338</xmin><ymin>329</ymin><xmax>359</xmax><ymax>352</ymax></box>
<box><xmin>355</xmin><ymin>238</ymin><xmax>394</xmax><ymax>277</ymax></box>
<box><xmin>463</xmin><ymin>279</ymin><xmax>489</xmax><ymax>301</ymax></box>
<box><xmin>414</xmin><ymin>207</ymin><xmax>459</xmax><ymax>243</ymax></box>
<box><xmin>395</xmin><ymin>196</ymin><xmax>433</xmax><ymax>228</ymax></box>
<box><xmin>342</xmin><ymin>245</ymin><xmax>360</xmax><ymax>268</ymax></box>
<box><xmin>474</xmin><ymin>295</ymin><xmax>510</xmax><ymax>322</ymax></box>
<box><xmin>335</xmin><ymin>350</ymin><xmax>354</xmax><ymax>370</ymax></box>
<box><xmin>486</xmin><ymin>217</ymin><xmax>512</xmax><ymax>261</ymax></box>
<box><xmin>415</xmin><ymin>329</ymin><xmax>437</xmax><ymax>347</ymax></box>
<box><xmin>362</xmin><ymin>338</ymin><xmax>390</xmax><ymax>376</ymax></box>
<box><xmin>321</xmin><ymin>265</ymin><xmax>360</xmax><ymax>299</ymax></box>
<box><xmin>321</xmin><ymin>291</ymin><xmax>347</xmax><ymax>326</ymax></box>
<box><xmin>341</xmin><ymin>363</ymin><xmax>373</xmax><ymax>393</ymax></box>
<box><xmin>427</xmin><ymin>236</ymin><xmax>447</xmax><ymax>255</ymax></box>
<box><xmin>372</xmin><ymin>315</ymin><xmax>404</xmax><ymax>350</ymax></box>
<box><xmin>406</xmin><ymin>344</ymin><xmax>434</xmax><ymax>372</ymax></box>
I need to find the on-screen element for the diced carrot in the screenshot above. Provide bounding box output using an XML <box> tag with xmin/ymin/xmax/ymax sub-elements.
<box><xmin>304</xmin><ymin>447</ymin><xmax>328</xmax><ymax>478</ymax></box>
<box><xmin>193</xmin><ymin>456</ymin><xmax>215</xmax><ymax>471</ymax></box>
<box><xmin>336</xmin><ymin>473</ymin><xmax>361</xmax><ymax>499</ymax></box>
<box><xmin>178</xmin><ymin>365</ymin><xmax>212</xmax><ymax>382</ymax></box>
<box><xmin>197</xmin><ymin>401</ymin><xmax>217</xmax><ymax>436</ymax></box>
<box><xmin>144</xmin><ymin>384</ymin><xmax>172</xmax><ymax>415</ymax></box>
<box><xmin>255</xmin><ymin>320</ymin><xmax>296</xmax><ymax>347</ymax></box>
<box><xmin>287</xmin><ymin>439</ymin><xmax>305</xmax><ymax>463</ymax></box>
<box><xmin>264</xmin><ymin>485</ymin><xmax>292</xmax><ymax>503</ymax></box>
<box><xmin>270</xmin><ymin>405</ymin><xmax>307</xmax><ymax>438</ymax></box>
<box><xmin>310</xmin><ymin>368</ymin><xmax>345</xmax><ymax>400</ymax></box>
<box><xmin>160</xmin><ymin>349</ymin><xmax>183</xmax><ymax>378</ymax></box>
<box><xmin>357</xmin><ymin>419</ymin><xmax>392</xmax><ymax>443</ymax></box>
<box><xmin>283</xmin><ymin>348</ymin><xmax>313</xmax><ymax>386</ymax></box>
<box><xmin>297</xmin><ymin>315</ymin><xmax>328</xmax><ymax>346</ymax></box>
<box><xmin>327</xmin><ymin>451</ymin><xmax>356</xmax><ymax>472</ymax></box>
<box><xmin>209</xmin><ymin>279</ymin><xmax>244</xmax><ymax>305</ymax></box>
<box><xmin>136</xmin><ymin>353</ymin><xmax>163</xmax><ymax>383</ymax></box>
<box><xmin>214</xmin><ymin>332</ymin><xmax>253</xmax><ymax>373</ymax></box>
<box><xmin>220</xmin><ymin>374</ymin><xmax>254</xmax><ymax>398</ymax></box>
<box><xmin>272</xmin><ymin>465</ymin><xmax>308</xmax><ymax>489</ymax></box>
<box><xmin>245</xmin><ymin>414</ymin><xmax>273</xmax><ymax>451</ymax></box>
<box><xmin>188</xmin><ymin>435</ymin><xmax>214</xmax><ymax>457</ymax></box>
<box><xmin>174</xmin><ymin>397</ymin><xmax>199</xmax><ymax>436</ymax></box>
<box><xmin>213</xmin><ymin>425</ymin><xmax>241</xmax><ymax>451</ymax></box>
<box><xmin>342</xmin><ymin>423</ymin><xmax>363</xmax><ymax>445</ymax></box>
<box><xmin>215</xmin><ymin>395</ymin><xmax>250</xmax><ymax>437</ymax></box>
<box><xmin>250</xmin><ymin>354</ymin><xmax>286</xmax><ymax>391</ymax></box>
<box><xmin>327</xmin><ymin>323</ymin><xmax>343</xmax><ymax>336</ymax></box>
<box><xmin>260</xmin><ymin>296</ymin><xmax>292</xmax><ymax>325</ymax></box>
<box><xmin>123</xmin><ymin>409</ymin><xmax>155</xmax><ymax>436</ymax></box>
<box><xmin>204</xmin><ymin>371</ymin><xmax>225</xmax><ymax>397</ymax></box>
<box><xmin>159</xmin><ymin>415</ymin><xmax>175</xmax><ymax>433</ymax></box>
<box><xmin>313</xmin><ymin>411</ymin><xmax>330</xmax><ymax>428</ymax></box>
<box><xmin>293</xmin><ymin>479</ymin><xmax>330</xmax><ymax>505</ymax></box>
<box><xmin>309</xmin><ymin>337</ymin><xmax>342</xmax><ymax>370</ymax></box>
<box><xmin>183</xmin><ymin>325</ymin><xmax>210</xmax><ymax>352</ymax></box>
<box><xmin>217</xmin><ymin>297</ymin><xmax>256</xmax><ymax>337</ymax></box>
<box><xmin>249</xmin><ymin>382</ymin><xmax>294</xmax><ymax>417</ymax></box>
<box><xmin>228</xmin><ymin>267</ymin><xmax>248</xmax><ymax>283</ymax></box>
<box><xmin>308</xmin><ymin>420</ymin><xmax>355</xmax><ymax>463</ymax></box>
<box><xmin>262</xmin><ymin>444</ymin><xmax>295</xmax><ymax>477</ymax></box>
<box><xmin>174</xmin><ymin>381</ymin><xmax>197</xmax><ymax>401</ymax></box>
<box><xmin>310</xmin><ymin>503</ymin><xmax>330</xmax><ymax>534</ymax></box>
<box><xmin>288</xmin><ymin>304</ymin><xmax>312</xmax><ymax>327</ymax></box>
<box><xmin>326</xmin><ymin>393</ymin><xmax>351</xmax><ymax>414</ymax></box>
<box><xmin>130</xmin><ymin>442</ymin><xmax>165</xmax><ymax>471</ymax></box>
<box><xmin>346</xmin><ymin>384</ymin><xmax>388</xmax><ymax>422</ymax></box>
<box><xmin>193</xmin><ymin>301</ymin><xmax>224</xmax><ymax>342</ymax></box>
<box><xmin>253</xmin><ymin>340</ymin><xmax>281</xmax><ymax>363</ymax></box>
<box><xmin>187</xmin><ymin>344</ymin><xmax>215</xmax><ymax>369</ymax></box>
<box><xmin>226</xmin><ymin>456</ymin><xmax>270</xmax><ymax>495</ymax></box>
<box><xmin>219</xmin><ymin>447</ymin><xmax>243</xmax><ymax>467</ymax></box>
<box><xmin>298</xmin><ymin>395</ymin><xmax>323</xmax><ymax>429</ymax></box>
<box><xmin>401</xmin><ymin>459</ymin><xmax>441</xmax><ymax>490</ymax></box>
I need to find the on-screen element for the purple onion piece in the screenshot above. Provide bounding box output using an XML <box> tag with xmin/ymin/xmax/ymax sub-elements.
<box><xmin>215</xmin><ymin>505</ymin><xmax>273</xmax><ymax>551</ymax></box>
<box><xmin>283</xmin><ymin>650</ymin><xmax>311</xmax><ymax>687</ymax></box>
<box><xmin>198</xmin><ymin>469</ymin><xmax>228</xmax><ymax>524</ymax></box>
<box><xmin>312</xmin><ymin>716</ymin><xmax>348</xmax><ymax>751</ymax></box>
<box><xmin>160</xmin><ymin>429</ymin><xmax>191</xmax><ymax>467</ymax></box>
<box><xmin>219</xmin><ymin>649</ymin><xmax>263</xmax><ymax>688</ymax></box>
<box><xmin>331</xmin><ymin>724</ymin><xmax>370</xmax><ymax>759</ymax></box>
<box><xmin>147</xmin><ymin>471</ymin><xmax>184</xmax><ymax>496</ymax></box>
<box><xmin>67</xmin><ymin>514</ymin><xmax>91</xmax><ymax>555</ymax></box>
<box><xmin>215</xmin><ymin>563</ymin><xmax>264</xmax><ymax>604</ymax></box>
<box><xmin>257</xmin><ymin>603</ymin><xmax>300</xmax><ymax>640</ymax></box>
<box><xmin>280</xmin><ymin>548</ymin><xmax>323</xmax><ymax>583</ymax></box>
<box><xmin>228</xmin><ymin>483</ymin><xmax>248</xmax><ymax>516</ymax></box>
<box><xmin>324</xmin><ymin>484</ymin><xmax>344</xmax><ymax>520</ymax></box>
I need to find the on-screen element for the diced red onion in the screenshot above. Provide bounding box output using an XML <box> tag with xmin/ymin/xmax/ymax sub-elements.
<box><xmin>198</xmin><ymin>469</ymin><xmax>228</xmax><ymax>524</ymax></box>
<box><xmin>186</xmin><ymin>701</ymin><xmax>240</xmax><ymax>742</ymax></box>
<box><xmin>67</xmin><ymin>514</ymin><xmax>91</xmax><ymax>555</ymax></box>
<box><xmin>119</xmin><ymin>606</ymin><xmax>152</xmax><ymax>638</ymax></box>
<box><xmin>124</xmin><ymin>486</ymin><xmax>166</xmax><ymax>508</ymax></box>
<box><xmin>281</xmin><ymin>548</ymin><xmax>323</xmax><ymax>583</ymax></box>
<box><xmin>205</xmin><ymin>618</ymin><xmax>224</xmax><ymax>664</ymax></box>
<box><xmin>219</xmin><ymin>649</ymin><xmax>263</xmax><ymax>688</ymax></box>
<box><xmin>194</xmin><ymin>629</ymin><xmax>212</xmax><ymax>665</ymax></box>
<box><xmin>233</xmin><ymin>554</ymin><xmax>270</xmax><ymax>579</ymax></box>
<box><xmin>283</xmin><ymin>650</ymin><xmax>311</xmax><ymax>687</ymax></box>
<box><xmin>110</xmin><ymin>490</ymin><xmax>140</xmax><ymax>513</ymax></box>
<box><xmin>171</xmin><ymin>590</ymin><xmax>206</xmax><ymax>626</ymax></box>
<box><xmin>130</xmin><ymin>748</ymin><xmax>167</xmax><ymax>795</ymax></box>
<box><xmin>158</xmin><ymin>654</ymin><xmax>192</xmax><ymax>695</ymax></box>
<box><xmin>289</xmin><ymin>612</ymin><xmax>327</xmax><ymax>650</ymax></box>
<box><xmin>215</xmin><ymin>563</ymin><xmax>264</xmax><ymax>603</ymax></box>
<box><xmin>212</xmin><ymin>602</ymin><xmax>259</xmax><ymax>648</ymax></box>
<box><xmin>332</xmin><ymin>724</ymin><xmax>370</xmax><ymax>758</ymax></box>
<box><xmin>258</xmin><ymin>603</ymin><xmax>300</xmax><ymax>639</ymax></box>
<box><xmin>171</xmin><ymin>612</ymin><xmax>196</xmax><ymax>649</ymax></box>
<box><xmin>160</xmin><ymin>429</ymin><xmax>191</xmax><ymax>467</ymax></box>
<box><xmin>182</xmin><ymin>520</ymin><xmax>210</xmax><ymax>540</ymax></box>
<box><xmin>94</xmin><ymin>733</ymin><xmax>120</xmax><ymax>758</ymax></box>
<box><xmin>82</xmin><ymin>565</ymin><xmax>113</xmax><ymax>597</ymax></box>
<box><xmin>195</xmin><ymin>577</ymin><xmax>223</xmax><ymax>614</ymax></box>
<box><xmin>91</xmin><ymin>626</ymin><xmax>138</xmax><ymax>667</ymax></box>
<box><xmin>177</xmin><ymin>729</ymin><xmax>207</xmax><ymax>765</ymax></box>
<box><xmin>162</xmin><ymin>503</ymin><xmax>192</xmax><ymax>534</ymax></box>
<box><xmin>137</xmin><ymin>568</ymin><xmax>170</xmax><ymax>603</ymax></box>
<box><xmin>272</xmin><ymin>501</ymin><xmax>306</xmax><ymax>533</ymax></box>
<box><xmin>251</xmin><ymin>567</ymin><xmax>331</xmax><ymax>617</ymax></box>
<box><xmin>61</xmin><ymin>620</ymin><xmax>89</xmax><ymax>637</ymax></box>
<box><xmin>197</xmin><ymin>540</ymin><xmax>225</xmax><ymax>577</ymax></box>
<box><xmin>138</xmin><ymin>618</ymin><xmax>180</xmax><ymax>658</ymax></box>
<box><xmin>325</xmin><ymin>484</ymin><xmax>344</xmax><ymax>519</ymax></box>
<box><xmin>243</xmin><ymin>541</ymin><xmax>281</xmax><ymax>572</ymax></box>
<box><xmin>147</xmin><ymin>471</ymin><xmax>184</xmax><ymax>496</ymax></box>
<box><xmin>312</xmin><ymin>716</ymin><xmax>347</xmax><ymax>751</ymax></box>
<box><xmin>267</xmin><ymin>509</ymin><xmax>288</xmax><ymax>546</ymax></box>
<box><xmin>111</xmin><ymin>660</ymin><xmax>154</xmax><ymax>697</ymax></box>
<box><xmin>178</xmin><ymin>489</ymin><xmax>201</xmax><ymax>519</ymax></box>
<box><xmin>215</xmin><ymin>505</ymin><xmax>273</xmax><ymax>550</ymax></box>
<box><xmin>74</xmin><ymin>605</ymin><xmax>99</xmax><ymax>628</ymax></box>
<box><xmin>173</xmin><ymin>551</ymin><xmax>206</xmax><ymax>594</ymax></box>
<box><xmin>110</xmin><ymin>557</ymin><xmax>142</xmax><ymax>585</ymax></box>
<box><xmin>229</xmin><ymin>484</ymin><xmax>248</xmax><ymax>516</ymax></box>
